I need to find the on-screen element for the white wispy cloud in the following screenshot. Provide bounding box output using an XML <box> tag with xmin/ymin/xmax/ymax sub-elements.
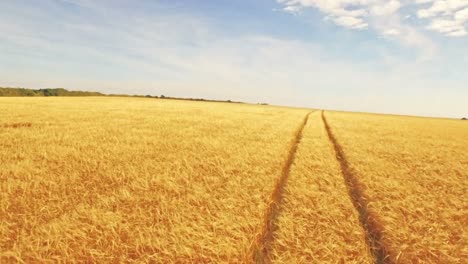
<box><xmin>277</xmin><ymin>0</ymin><xmax>467</xmax><ymax>62</ymax></box>
<box><xmin>278</xmin><ymin>0</ymin><xmax>468</xmax><ymax>37</ymax></box>
<box><xmin>333</xmin><ymin>15</ymin><xmax>368</xmax><ymax>29</ymax></box>
<box><xmin>417</xmin><ymin>0</ymin><xmax>468</xmax><ymax>37</ymax></box>
<box><xmin>277</xmin><ymin>0</ymin><xmax>402</xmax><ymax>31</ymax></box>
<box><xmin>277</xmin><ymin>0</ymin><xmax>442</xmax><ymax>60</ymax></box>
<box><xmin>283</xmin><ymin>5</ymin><xmax>302</xmax><ymax>14</ymax></box>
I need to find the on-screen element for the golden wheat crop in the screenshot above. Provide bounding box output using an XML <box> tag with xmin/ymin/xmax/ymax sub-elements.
<box><xmin>270</xmin><ymin>111</ymin><xmax>373</xmax><ymax>263</ymax></box>
<box><xmin>325</xmin><ymin>111</ymin><xmax>468</xmax><ymax>263</ymax></box>
<box><xmin>0</xmin><ymin>97</ymin><xmax>309</xmax><ymax>262</ymax></box>
<box><xmin>2</xmin><ymin>97</ymin><xmax>466</xmax><ymax>263</ymax></box>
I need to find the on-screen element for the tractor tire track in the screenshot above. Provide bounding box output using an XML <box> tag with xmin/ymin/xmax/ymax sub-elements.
<box><xmin>321</xmin><ymin>111</ymin><xmax>394</xmax><ymax>264</ymax></box>
<box><xmin>246</xmin><ymin>111</ymin><xmax>313</xmax><ymax>264</ymax></box>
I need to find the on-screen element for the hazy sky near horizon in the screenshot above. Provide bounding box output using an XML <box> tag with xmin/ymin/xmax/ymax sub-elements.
<box><xmin>1</xmin><ymin>0</ymin><xmax>467</xmax><ymax>117</ymax></box>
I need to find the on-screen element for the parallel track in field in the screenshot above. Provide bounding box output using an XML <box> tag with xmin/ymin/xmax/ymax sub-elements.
<box><xmin>246</xmin><ymin>111</ymin><xmax>313</xmax><ymax>263</ymax></box>
<box><xmin>322</xmin><ymin>111</ymin><xmax>394</xmax><ymax>264</ymax></box>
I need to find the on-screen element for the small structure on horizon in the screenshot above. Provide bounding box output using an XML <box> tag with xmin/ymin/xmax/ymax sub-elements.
<box><xmin>462</xmin><ymin>117</ymin><xmax>467</xmax><ymax>120</ymax></box>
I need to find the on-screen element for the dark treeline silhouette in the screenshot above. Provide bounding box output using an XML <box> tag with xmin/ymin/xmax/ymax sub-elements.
<box><xmin>124</xmin><ymin>94</ymin><xmax>244</xmax><ymax>104</ymax></box>
<box><xmin>0</xmin><ymin>87</ymin><xmax>244</xmax><ymax>104</ymax></box>
<box><xmin>0</xmin><ymin>87</ymin><xmax>103</xmax><ymax>97</ymax></box>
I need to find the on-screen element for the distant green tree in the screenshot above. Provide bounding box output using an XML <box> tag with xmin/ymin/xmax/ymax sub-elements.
<box><xmin>42</xmin><ymin>89</ymin><xmax>58</xmax><ymax>96</ymax></box>
<box><xmin>24</xmin><ymin>90</ymin><xmax>36</xmax><ymax>96</ymax></box>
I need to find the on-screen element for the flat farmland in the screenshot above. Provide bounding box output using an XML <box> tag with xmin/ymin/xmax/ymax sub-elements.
<box><xmin>0</xmin><ymin>97</ymin><xmax>466</xmax><ymax>263</ymax></box>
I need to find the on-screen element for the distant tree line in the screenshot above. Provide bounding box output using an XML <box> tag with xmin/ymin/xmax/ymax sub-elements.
<box><xmin>107</xmin><ymin>93</ymin><xmax>244</xmax><ymax>104</ymax></box>
<box><xmin>0</xmin><ymin>87</ymin><xmax>246</xmax><ymax>104</ymax></box>
<box><xmin>0</xmin><ymin>87</ymin><xmax>104</xmax><ymax>97</ymax></box>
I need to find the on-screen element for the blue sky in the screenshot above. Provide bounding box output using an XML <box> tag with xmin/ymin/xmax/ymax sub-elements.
<box><xmin>0</xmin><ymin>0</ymin><xmax>467</xmax><ymax>117</ymax></box>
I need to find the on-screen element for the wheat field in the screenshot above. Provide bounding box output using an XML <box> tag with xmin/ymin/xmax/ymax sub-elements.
<box><xmin>1</xmin><ymin>97</ymin><xmax>467</xmax><ymax>263</ymax></box>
